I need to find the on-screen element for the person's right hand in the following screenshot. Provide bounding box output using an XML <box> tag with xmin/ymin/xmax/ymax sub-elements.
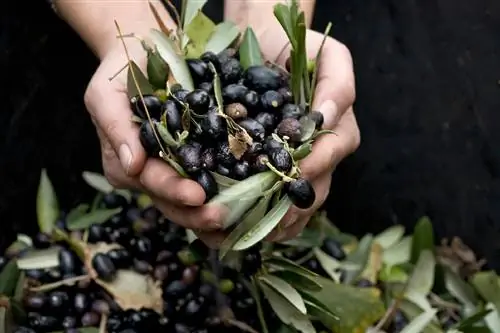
<box><xmin>84</xmin><ymin>42</ymin><xmax>225</xmax><ymax>232</ymax></box>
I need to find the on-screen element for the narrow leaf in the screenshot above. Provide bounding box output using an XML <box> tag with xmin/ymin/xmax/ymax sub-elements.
<box><xmin>156</xmin><ymin>122</ymin><xmax>179</xmax><ymax>148</ymax></box>
<box><xmin>67</xmin><ymin>208</ymin><xmax>122</xmax><ymax>231</ymax></box>
<box><xmin>374</xmin><ymin>225</ymin><xmax>405</xmax><ymax>249</ymax></box>
<box><xmin>313</xmin><ymin>248</ymin><xmax>344</xmax><ymax>282</ymax></box>
<box><xmin>148</xmin><ymin>1</ymin><xmax>171</xmax><ymax>36</ymax></box>
<box><xmin>184</xmin><ymin>10</ymin><xmax>216</xmax><ymax>58</ymax></box>
<box><xmin>210</xmin><ymin>171</ymin><xmax>239</xmax><ymax>190</ymax></box>
<box><xmin>259</xmin><ymin>274</ymin><xmax>307</xmax><ymax>314</ymax></box>
<box><xmin>303</xmin><ymin>298</ymin><xmax>339</xmax><ymax>328</ymax></box>
<box><xmin>273</xmin><ymin>4</ymin><xmax>297</xmax><ymax>49</ymax></box>
<box><xmin>264</xmin><ymin>257</ymin><xmax>320</xmax><ymax>279</ymax></box>
<box><xmin>126</xmin><ymin>61</ymin><xmax>155</xmax><ymax>99</ymax></box>
<box><xmin>66</xmin><ymin>204</ymin><xmax>90</xmax><ymax>224</ymax></box>
<box><xmin>205</xmin><ymin>21</ymin><xmax>240</xmax><ymax>54</ymax></box>
<box><xmin>404</xmin><ymin>250</ymin><xmax>435</xmax><ymax>311</ymax></box>
<box><xmin>182</xmin><ymin>0</ymin><xmax>207</xmax><ymax>29</ymax></box>
<box><xmin>293</xmin><ymin>142</ymin><xmax>313</xmax><ymax>161</ymax></box>
<box><xmin>342</xmin><ymin>234</ymin><xmax>374</xmax><ymax>284</ymax></box>
<box><xmin>399</xmin><ymin>300</ymin><xmax>442</xmax><ymax>333</ymax></box>
<box><xmin>37</xmin><ymin>169</ymin><xmax>59</xmax><ymax>234</ymax></box>
<box><xmin>410</xmin><ymin>216</ymin><xmax>435</xmax><ymax>264</ymax></box>
<box><xmin>471</xmin><ymin>271</ymin><xmax>500</xmax><ymax>313</ymax></box>
<box><xmin>400</xmin><ymin>309</ymin><xmax>438</xmax><ymax>333</ymax></box>
<box><xmin>455</xmin><ymin>308</ymin><xmax>492</xmax><ymax>330</ymax></box>
<box><xmin>147</xmin><ymin>49</ymin><xmax>170</xmax><ymax>89</ymax></box>
<box><xmin>232</xmin><ymin>195</ymin><xmax>293</xmax><ymax>250</ymax></box>
<box><xmin>484</xmin><ymin>302</ymin><xmax>500</xmax><ymax>333</ymax></box>
<box><xmin>309</xmin><ymin>22</ymin><xmax>332</xmax><ymax>109</ymax></box>
<box><xmin>383</xmin><ymin>236</ymin><xmax>412</xmax><ymax>266</ymax></box>
<box><xmin>82</xmin><ymin>171</ymin><xmax>114</xmax><ymax>194</ymax></box>
<box><xmin>150</xmin><ymin>29</ymin><xmax>194</xmax><ymax>91</ymax></box>
<box><xmin>299</xmin><ymin>116</ymin><xmax>316</xmax><ymax>142</ymax></box>
<box><xmin>0</xmin><ymin>259</ymin><xmax>21</xmax><ymax>296</ymax></box>
<box><xmin>239</xmin><ymin>27</ymin><xmax>264</xmax><ymax>69</ymax></box>
<box><xmin>17</xmin><ymin>248</ymin><xmax>60</xmax><ymax>270</ymax></box>
<box><xmin>272</xmin><ymin>270</ymin><xmax>322</xmax><ymax>292</ymax></box>
<box><xmin>444</xmin><ymin>267</ymin><xmax>477</xmax><ymax>311</ymax></box>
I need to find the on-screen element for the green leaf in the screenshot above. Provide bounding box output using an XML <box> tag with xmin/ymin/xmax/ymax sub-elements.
<box><xmin>210</xmin><ymin>171</ymin><xmax>239</xmax><ymax>190</ymax></box>
<box><xmin>182</xmin><ymin>0</ymin><xmax>207</xmax><ymax>30</ymax></box>
<box><xmin>156</xmin><ymin>122</ymin><xmax>179</xmax><ymax>148</ymax></box>
<box><xmin>383</xmin><ymin>236</ymin><xmax>412</xmax><ymax>266</ymax></box>
<box><xmin>17</xmin><ymin>248</ymin><xmax>60</xmax><ymax>270</ymax></box>
<box><xmin>399</xmin><ymin>300</ymin><xmax>442</xmax><ymax>333</ymax></box>
<box><xmin>400</xmin><ymin>309</ymin><xmax>438</xmax><ymax>333</ymax></box>
<box><xmin>379</xmin><ymin>264</ymin><xmax>409</xmax><ymax>283</ymax></box>
<box><xmin>444</xmin><ymin>267</ymin><xmax>478</xmax><ymax>314</ymax></box>
<box><xmin>37</xmin><ymin>169</ymin><xmax>59</xmax><ymax>235</ymax></box>
<box><xmin>273</xmin><ymin>4</ymin><xmax>297</xmax><ymax>49</ymax></box>
<box><xmin>66</xmin><ymin>204</ymin><xmax>90</xmax><ymax>225</ymax></box>
<box><xmin>259</xmin><ymin>274</ymin><xmax>307</xmax><ymax>314</ymax></box>
<box><xmin>455</xmin><ymin>308</ymin><xmax>492</xmax><ymax>330</ymax></box>
<box><xmin>259</xmin><ymin>282</ymin><xmax>315</xmax><ymax>333</ymax></box>
<box><xmin>404</xmin><ymin>250</ymin><xmax>435</xmax><ymax>311</ymax></box>
<box><xmin>279</xmin><ymin>228</ymin><xmax>323</xmax><ymax>248</ymax></box>
<box><xmin>293</xmin><ymin>142</ymin><xmax>313</xmax><ymax>161</ymax></box>
<box><xmin>342</xmin><ymin>234</ymin><xmax>374</xmax><ymax>284</ymax></box>
<box><xmin>410</xmin><ymin>216</ymin><xmax>435</xmax><ymax>264</ymax></box>
<box><xmin>299</xmin><ymin>116</ymin><xmax>316</xmax><ymax>142</ymax></box>
<box><xmin>219</xmin><ymin>195</ymin><xmax>271</xmax><ymax>258</ymax></box>
<box><xmin>471</xmin><ymin>271</ymin><xmax>500</xmax><ymax>313</ymax></box>
<box><xmin>239</xmin><ymin>27</ymin><xmax>264</xmax><ymax>70</ymax></box>
<box><xmin>208</xmin><ymin>62</ymin><xmax>224</xmax><ymax>114</ymax></box>
<box><xmin>313</xmin><ymin>248</ymin><xmax>344</xmax><ymax>282</ymax></box>
<box><xmin>126</xmin><ymin>61</ymin><xmax>155</xmax><ymax>99</ymax></box>
<box><xmin>185</xmin><ymin>10</ymin><xmax>216</xmax><ymax>58</ymax></box>
<box><xmin>10</xmin><ymin>299</ymin><xmax>26</xmax><ymax>325</ymax></box>
<box><xmin>14</xmin><ymin>271</ymin><xmax>25</xmax><ymax>302</ymax></box>
<box><xmin>66</xmin><ymin>208</ymin><xmax>122</xmax><ymax>231</ymax></box>
<box><xmin>0</xmin><ymin>259</ymin><xmax>20</xmax><ymax>296</ymax></box>
<box><xmin>205</xmin><ymin>21</ymin><xmax>240</xmax><ymax>54</ymax></box>
<box><xmin>309</xmin><ymin>22</ymin><xmax>332</xmax><ymax>109</ymax></box>
<box><xmin>303</xmin><ymin>298</ymin><xmax>339</xmax><ymax>328</ymax></box>
<box><xmin>271</xmin><ymin>270</ymin><xmax>322</xmax><ymax>292</ymax></box>
<box><xmin>374</xmin><ymin>225</ymin><xmax>405</xmax><ymax>249</ymax></box>
<box><xmin>483</xmin><ymin>302</ymin><xmax>500</xmax><ymax>333</ymax></box>
<box><xmin>265</xmin><ymin>256</ymin><xmax>320</xmax><ymax>280</ymax></box>
<box><xmin>302</xmin><ymin>277</ymin><xmax>385</xmax><ymax>333</ymax></box>
<box><xmin>82</xmin><ymin>171</ymin><xmax>114</xmax><ymax>194</ymax></box>
<box><xmin>150</xmin><ymin>29</ymin><xmax>194</xmax><ymax>91</ymax></box>
<box><xmin>147</xmin><ymin>49</ymin><xmax>170</xmax><ymax>89</ymax></box>
<box><xmin>232</xmin><ymin>195</ymin><xmax>293</xmax><ymax>250</ymax></box>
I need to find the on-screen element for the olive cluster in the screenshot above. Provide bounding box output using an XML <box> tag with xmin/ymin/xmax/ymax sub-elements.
<box><xmin>133</xmin><ymin>49</ymin><xmax>319</xmax><ymax>208</ymax></box>
<box><xmin>13</xmin><ymin>192</ymin><xmax>269</xmax><ymax>333</ymax></box>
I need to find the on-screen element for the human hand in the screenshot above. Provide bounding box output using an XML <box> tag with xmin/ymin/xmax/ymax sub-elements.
<box><xmin>84</xmin><ymin>42</ymin><xmax>224</xmax><ymax>232</ymax></box>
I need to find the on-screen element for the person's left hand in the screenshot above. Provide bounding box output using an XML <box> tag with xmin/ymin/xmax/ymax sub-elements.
<box><xmin>196</xmin><ymin>26</ymin><xmax>360</xmax><ymax>247</ymax></box>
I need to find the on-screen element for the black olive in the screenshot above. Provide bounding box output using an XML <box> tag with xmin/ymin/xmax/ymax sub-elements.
<box><xmin>91</xmin><ymin>300</ymin><xmax>111</xmax><ymax>315</ymax></box>
<box><xmin>107</xmin><ymin>248</ymin><xmax>131</xmax><ymax>268</ymax></box>
<box><xmin>88</xmin><ymin>224</ymin><xmax>106</xmax><ymax>243</ymax></box>
<box><xmin>321</xmin><ymin>238</ymin><xmax>346</xmax><ymax>260</ymax></box>
<box><xmin>13</xmin><ymin>327</ymin><xmax>35</xmax><ymax>333</ymax></box>
<box><xmin>278</xmin><ymin>86</ymin><xmax>293</xmax><ymax>103</ymax></box>
<box><xmin>222</xmin><ymin>84</ymin><xmax>248</xmax><ymax>103</ymax></box>
<box><xmin>81</xmin><ymin>312</ymin><xmax>100</xmax><ymax>326</ymax></box>
<box><xmin>216</xmin><ymin>164</ymin><xmax>232</xmax><ymax>177</ymax></box>
<box><xmin>255</xmin><ymin>112</ymin><xmax>277</xmax><ymax>134</ymax></box>
<box><xmin>263</xmin><ymin>137</ymin><xmax>284</xmax><ymax>152</ymax></box>
<box><xmin>175</xmin><ymin>323</ymin><xmax>191</xmax><ymax>333</ymax></box>
<box><xmin>356</xmin><ymin>278</ymin><xmax>374</xmax><ymax>288</ymax></box>
<box><xmin>186</xmin><ymin>59</ymin><xmax>210</xmax><ymax>83</ymax></box>
<box><xmin>185</xmin><ymin>89</ymin><xmax>211</xmax><ymax>114</ymax></box>
<box><xmin>162</xmin><ymin>100</ymin><xmax>183</xmax><ymax>134</ymax></box>
<box><xmin>25</xmin><ymin>268</ymin><xmax>45</xmax><ymax>281</ymax></box>
<box><xmin>131</xmin><ymin>94</ymin><xmax>163</xmax><ymax>119</ymax></box>
<box><xmin>169</xmin><ymin>83</ymin><xmax>183</xmax><ymax>93</ymax></box>
<box><xmin>154</xmin><ymin>264</ymin><xmax>169</xmax><ymax>281</ymax></box>
<box><xmin>216</xmin><ymin>141</ymin><xmax>237</xmax><ymax>167</ymax></box>
<box><xmin>253</xmin><ymin>154</ymin><xmax>269</xmax><ymax>173</ymax></box>
<box><xmin>260</xmin><ymin>90</ymin><xmax>284</xmax><ymax>110</ymax></box>
<box><xmin>282</xmin><ymin>103</ymin><xmax>305</xmax><ymax>119</ymax></box>
<box><xmin>193</xmin><ymin>169</ymin><xmax>219</xmax><ymax>202</ymax></box>
<box><xmin>284</xmin><ymin>178</ymin><xmax>316</xmax><ymax>209</ymax></box>
<box><xmin>201</xmin><ymin>148</ymin><xmax>217</xmax><ymax>170</ymax></box>
<box><xmin>172</xmin><ymin>88</ymin><xmax>190</xmax><ymax>108</ymax></box>
<box><xmin>200</xmin><ymin>111</ymin><xmax>227</xmax><ymax>140</ymax></box>
<box><xmin>74</xmin><ymin>293</ymin><xmax>89</xmax><ymax>313</ymax></box>
<box><xmin>106</xmin><ymin>313</ymin><xmax>123</xmax><ymax>331</ymax></box>
<box><xmin>233</xmin><ymin>161</ymin><xmax>251</xmax><ymax>180</ymax></box>
<box><xmin>133</xmin><ymin>259</ymin><xmax>151</xmax><ymax>274</ymax></box>
<box><xmin>62</xmin><ymin>316</ymin><xmax>78</xmax><ymax>329</ymax></box>
<box><xmin>220</xmin><ymin>58</ymin><xmax>243</xmax><ymax>84</ymax></box>
<box><xmin>199</xmin><ymin>81</ymin><xmax>213</xmax><ymax>93</ymax></box>
<box><xmin>48</xmin><ymin>290</ymin><xmax>69</xmax><ymax>310</ymax></box>
<box><xmin>268</xmin><ymin>148</ymin><xmax>293</xmax><ymax>173</ymax></box>
<box><xmin>243</xmin><ymin>66</ymin><xmax>283</xmax><ymax>93</ymax></box>
<box><xmin>134</xmin><ymin>236</ymin><xmax>153</xmax><ymax>259</ymax></box>
<box><xmin>244</xmin><ymin>141</ymin><xmax>263</xmax><ymax>160</ymax></box>
<box><xmin>241</xmin><ymin>249</ymin><xmax>262</xmax><ymax>277</ymax></box>
<box><xmin>92</xmin><ymin>253</ymin><xmax>117</xmax><ymax>282</ymax></box>
<box><xmin>242</xmin><ymin>90</ymin><xmax>260</xmax><ymax>111</ymax></box>
<box><xmin>24</xmin><ymin>294</ymin><xmax>46</xmax><ymax>310</ymax></box>
<box><xmin>238</xmin><ymin>118</ymin><xmax>266</xmax><ymax>141</ymax></box>
<box><xmin>225</xmin><ymin>103</ymin><xmax>248</xmax><ymax>120</ymax></box>
<box><xmin>59</xmin><ymin>248</ymin><xmax>77</xmax><ymax>276</ymax></box>
<box><xmin>33</xmin><ymin>233</ymin><xmax>51</xmax><ymax>249</ymax></box>
<box><xmin>276</xmin><ymin>117</ymin><xmax>302</xmax><ymax>143</ymax></box>
<box><xmin>200</xmin><ymin>51</ymin><xmax>221</xmax><ymax>71</ymax></box>
<box><xmin>164</xmin><ymin>280</ymin><xmax>188</xmax><ymax>299</ymax></box>
<box><xmin>310</xmin><ymin>110</ymin><xmax>324</xmax><ymax>129</ymax></box>
<box><xmin>36</xmin><ymin>315</ymin><xmax>58</xmax><ymax>330</ymax></box>
<box><xmin>139</xmin><ymin>120</ymin><xmax>161</xmax><ymax>157</ymax></box>
<box><xmin>180</xmin><ymin>298</ymin><xmax>207</xmax><ymax>321</ymax></box>
<box><xmin>217</xmin><ymin>48</ymin><xmax>238</xmax><ymax>63</ymax></box>
<box><xmin>177</xmin><ymin>143</ymin><xmax>202</xmax><ymax>174</ymax></box>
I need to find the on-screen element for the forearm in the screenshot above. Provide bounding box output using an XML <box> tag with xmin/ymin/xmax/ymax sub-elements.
<box><xmin>54</xmin><ymin>0</ymin><xmax>175</xmax><ymax>60</ymax></box>
<box><xmin>224</xmin><ymin>0</ymin><xmax>316</xmax><ymax>32</ymax></box>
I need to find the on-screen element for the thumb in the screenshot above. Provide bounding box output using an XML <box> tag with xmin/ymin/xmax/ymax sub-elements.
<box><xmin>85</xmin><ymin>76</ymin><xmax>146</xmax><ymax>177</ymax></box>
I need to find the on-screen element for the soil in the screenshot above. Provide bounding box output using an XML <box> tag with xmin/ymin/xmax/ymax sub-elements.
<box><xmin>1</xmin><ymin>0</ymin><xmax>500</xmax><ymax>268</ymax></box>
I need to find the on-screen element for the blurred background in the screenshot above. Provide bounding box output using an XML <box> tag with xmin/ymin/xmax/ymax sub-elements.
<box><xmin>1</xmin><ymin>0</ymin><xmax>500</xmax><ymax>268</ymax></box>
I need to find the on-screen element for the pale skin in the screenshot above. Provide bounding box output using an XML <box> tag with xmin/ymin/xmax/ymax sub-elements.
<box><xmin>55</xmin><ymin>0</ymin><xmax>360</xmax><ymax>247</ymax></box>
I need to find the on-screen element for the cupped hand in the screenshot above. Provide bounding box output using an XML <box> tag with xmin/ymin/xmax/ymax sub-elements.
<box><xmin>84</xmin><ymin>42</ymin><xmax>224</xmax><ymax>232</ymax></box>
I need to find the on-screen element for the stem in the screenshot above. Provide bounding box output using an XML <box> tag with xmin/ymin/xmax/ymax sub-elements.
<box><xmin>265</xmin><ymin>162</ymin><xmax>295</xmax><ymax>182</ymax></box>
<box><xmin>251</xmin><ymin>277</ymin><xmax>269</xmax><ymax>333</ymax></box>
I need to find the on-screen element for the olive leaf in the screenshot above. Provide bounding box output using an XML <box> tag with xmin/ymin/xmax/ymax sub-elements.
<box><xmin>454</xmin><ymin>308</ymin><xmax>492</xmax><ymax>330</ymax></box>
<box><xmin>410</xmin><ymin>216</ymin><xmax>435</xmax><ymax>264</ymax></box>
<box><xmin>182</xmin><ymin>0</ymin><xmax>207</xmax><ymax>30</ymax></box>
<box><xmin>400</xmin><ymin>309</ymin><xmax>438</xmax><ymax>333</ymax></box>
<box><xmin>299</xmin><ymin>116</ymin><xmax>316</xmax><ymax>142</ymax></box>
<box><xmin>13</xmin><ymin>271</ymin><xmax>25</xmax><ymax>302</ymax></box>
<box><xmin>239</xmin><ymin>27</ymin><xmax>264</xmax><ymax>70</ymax></box>
<box><xmin>147</xmin><ymin>48</ymin><xmax>170</xmax><ymax>89</ymax></box>
<box><xmin>0</xmin><ymin>259</ymin><xmax>21</xmax><ymax>297</ymax></box>
<box><xmin>159</xmin><ymin>151</ymin><xmax>189</xmax><ymax>177</ymax></box>
<box><xmin>404</xmin><ymin>250</ymin><xmax>435</xmax><ymax>311</ymax></box>
<box><xmin>259</xmin><ymin>282</ymin><xmax>315</xmax><ymax>333</ymax></box>
<box><xmin>17</xmin><ymin>247</ymin><xmax>60</xmax><ymax>270</ymax></box>
<box><xmin>342</xmin><ymin>234</ymin><xmax>374</xmax><ymax>284</ymax></box>
<box><xmin>155</xmin><ymin>122</ymin><xmax>179</xmax><ymax>148</ymax></box>
<box><xmin>378</xmin><ymin>264</ymin><xmax>408</xmax><ymax>283</ymax></box>
<box><xmin>126</xmin><ymin>61</ymin><xmax>155</xmax><ymax>99</ymax></box>
<box><xmin>293</xmin><ymin>142</ymin><xmax>312</xmax><ymax>161</ymax></box>
<box><xmin>258</xmin><ymin>274</ymin><xmax>307</xmax><ymax>314</ymax></box>
<box><xmin>150</xmin><ymin>29</ymin><xmax>194</xmax><ymax>91</ymax></box>
<box><xmin>374</xmin><ymin>225</ymin><xmax>405</xmax><ymax>249</ymax></box>
<box><xmin>67</xmin><ymin>208</ymin><xmax>122</xmax><ymax>231</ymax></box>
<box><xmin>483</xmin><ymin>302</ymin><xmax>500</xmax><ymax>333</ymax></box>
<box><xmin>264</xmin><ymin>257</ymin><xmax>320</xmax><ymax>280</ymax></box>
<box><xmin>219</xmin><ymin>195</ymin><xmax>272</xmax><ymax>258</ymax></box>
<box><xmin>309</xmin><ymin>22</ymin><xmax>332</xmax><ymax>109</ymax></box>
<box><xmin>184</xmin><ymin>10</ymin><xmax>216</xmax><ymax>58</ymax></box>
<box><xmin>471</xmin><ymin>271</ymin><xmax>500</xmax><ymax>313</ymax></box>
<box><xmin>313</xmin><ymin>248</ymin><xmax>344</xmax><ymax>282</ymax></box>
<box><xmin>383</xmin><ymin>236</ymin><xmax>412</xmax><ymax>267</ymax></box>
<box><xmin>233</xmin><ymin>195</ymin><xmax>293</xmax><ymax>251</ymax></box>
<box><xmin>205</xmin><ymin>21</ymin><xmax>240</xmax><ymax>54</ymax></box>
<box><xmin>208</xmin><ymin>62</ymin><xmax>223</xmax><ymax>113</ymax></box>
<box><xmin>37</xmin><ymin>169</ymin><xmax>59</xmax><ymax>235</ymax></box>
<box><xmin>210</xmin><ymin>171</ymin><xmax>239</xmax><ymax>190</ymax></box>
<box><xmin>271</xmin><ymin>270</ymin><xmax>322</xmax><ymax>292</ymax></box>
<box><xmin>273</xmin><ymin>4</ymin><xmax>297</xmax><ymax>49</ymax></box>
<box><xmin>359</xmin><ymin>242</ymin><xmax>384</xmax><ymax>284</ymax></box>
<box><xmin>278</xmin><ymin>228</ymin><xmax>323</xmax><ymax>248</ymax></box>
<box><xmin>398</xmin><ymin>300</ymin><xmax>441</xmax><ymax>333</ymax></box>
<box><xmin>10</xmin><ymin>298</ymin><xmax>26</xmax><ymax>325</ymax></box>
<box><xmin>66</xmin><ymin>204</ymin><xmax>90</xmax><ymax>225</ymax></box>
<box><xmin>148</xmin><ymin>1</ymin><xmax>171</xmax><ymax>37</ymax></box>
<box><xmin>444</xmin><ymin>267</ymin><xmax>478</xmax><ymax>315</ymax></box>
<box><xmin>82</xmin><ymin>171</ymin><xmax>114</xmax><ymax>194</ymax></box>
<box><xmin>301</xmin><ymin>294</ymin><xmax>339</xmax><ymax>328</ymax></box>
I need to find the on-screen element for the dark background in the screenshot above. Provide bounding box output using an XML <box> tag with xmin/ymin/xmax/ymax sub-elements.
<box><xmin>2</xmin><ymin>1</ymin><xmax>500</xmax><ymax>267</ymax></box>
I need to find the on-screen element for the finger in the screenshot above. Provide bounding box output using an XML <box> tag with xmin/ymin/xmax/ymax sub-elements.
<box><xmin>300</xmin><ymin>107</ymin><xmax>360</xmax><ymax>180</ymax></box>
<box><xmin>84</xmin><ymin>70</ymin><xmax>146</xmax><ymax>177</ymax></box>
<box><xmin>152</xmin><ymin>196</ymin><xmax>224</xmax><ymax>231</ymax></box>
<box><xmin>140</xmin><ymin>158</ymin><xmax>206</xmax><ymax>206</ymax></box>
<box><xmin>195</xmin><ymin>230</ymin><xmax>227</xmax><ymax>249</ymax></box>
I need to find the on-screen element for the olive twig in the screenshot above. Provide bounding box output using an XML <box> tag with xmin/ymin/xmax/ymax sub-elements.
<box><xmin>264</xmin><ymin>161</ymin><xmax>295</xmax><ymax>183</ymax></box>
<box><xmin>108</xmin><ymin>62</ymin><xmax>129</xmax><ymax>82</ymax></box>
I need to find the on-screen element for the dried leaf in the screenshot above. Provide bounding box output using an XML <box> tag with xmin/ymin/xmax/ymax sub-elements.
<box><xmin>37</xmin><ymin>169</ymin><xmax>59</xmax><ymax>235</ymax></box>
<box><xmin>66</xmin><ymin>204</ymin><xmax>90</xmax><ymax>225</ymax></box>
<box><xmin>400</xmin><ymin>309</ymin><xmax>438</xmax><ymax>333</ymax></box>
<box><xmin>17</xmin><ymin>248</ymin><xmax>60</xmax><ymax>270</ymax></box>
<box><xmin>147</xmin><ymin>49</ymin><xmax>170</xmax><ymax>89</ymax></box>
<box><xmin>228</xmin><ymin>132</ymin><xmax>252</xmax><ymax>160</ymax></box>
<box><xmin>150</xmin><ymin>29</ymin><xmax>194</xmax><ymax>91</ymax></box>
<box><xmin>185</xmin><ymin>10</ymin><xmax>216</xmax><ymax>58</ymax></box>
<box><xmin>29</xmin><ymin>275</ymin><xmax>89</xmax><ymax>292</ymax></box>
<box><xmin>259</xmin><ymin>274</ymin><xmax>307</xmax><ymax>314</ymax></box>
<box><xmin>359</xmin><ymin>242</ymin><xmax>384</xmax><ymax>284</ymax></box>
<box><xmin>82</xmin><ymin>172</ymin><xmax>114</xmax><ymax>194</ymax></box>
<box><xmin>126</xmin><ymin>61</ymin><xmax>154</xmax><ymax>99</ymax></box>
<box><xmin>410</xmin><ymin>216</ymin><xmax>435</xmax><ymax>264</ymax></box>
<box><xmin>239</xmin><ymin>27</ymin><xmax>264</xmax><ymax>70</ymax></box>
<box><xmin>148</xmin><ymin>1</ymin><xmax>171</xmax><ymax>36</ymax></box>
<box><xmin>67</xmin><ymin>208</ymin><xmax>122</xmax><ymax>231</ymax></box>
<box><xmin>232</xmin><ymin>195</ymin><xmax>293</xmax><ymax>251</ymax></box>
<box><xmin>299</xmin><ymin>116</ymin><xmax>316</xmax><ymax>142</ymax></box>
<box><xmin>0</xmin><ymin>259</ymin><xmax>20</xmax><ymax>296</ymax></box>
<box><xmin>205</xmin><ymin>21</ymin><xmax>240</xmax><ymax>54</ymax></box>
<box><xmin>374</xmin><ymin>225</ymin><xmax>405</xmax><ymax>249</ymax></box>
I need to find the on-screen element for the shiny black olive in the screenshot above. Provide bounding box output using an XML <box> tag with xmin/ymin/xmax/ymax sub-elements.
<box><xmin>284</xmin><ymin>177</ymin><xmax>316</xmax><ymax>209</ymax></box>
<box><xmin>131</xmin><ymin>94</ymin><xmax>163</xmax><ymax>119</ymax></box>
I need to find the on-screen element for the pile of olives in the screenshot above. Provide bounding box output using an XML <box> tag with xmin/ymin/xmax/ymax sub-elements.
<box><xmin>133</xmin><ymin>48</ymin><xmax>320</xmax><ymax>209</ymax></box>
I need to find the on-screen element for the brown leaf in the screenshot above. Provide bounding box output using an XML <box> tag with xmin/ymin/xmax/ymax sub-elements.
<box><xmin>360</xmin><ymin>242</ymin><xmax>383</xmax><ymax>284</ymax></box>
<box><xmin>148</xmin><ymin>1</ymin><xmax>171</xmax><ymax>37</ymax></box>
<box><xmin>228</xmin><ymin>131</ymin><xmax>253</xmax><ymax>160</ymax></box>
<box><xmin>436</xmin><ymin>237</ymin><xmax>486</xmax><ymax>279</ymax></box>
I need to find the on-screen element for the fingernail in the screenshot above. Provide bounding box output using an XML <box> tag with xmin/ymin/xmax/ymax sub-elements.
<box><xmin>321</xmin><ymin>100</ymin><xmax>339</xmax><ymax>128</ymax></box>
<box><xmin>118</xmin><ymin>144</ymin><xmax>132</xmax><ymax>174</ymax></box>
